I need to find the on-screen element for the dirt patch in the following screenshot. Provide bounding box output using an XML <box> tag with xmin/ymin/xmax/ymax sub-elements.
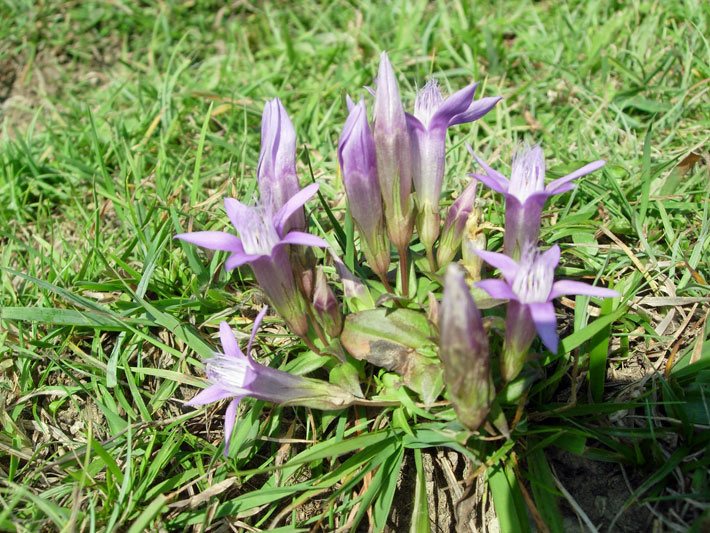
<box><xmin>548</xmin><ymin>448</ymin><xmax>649</xmax><ymax>532</ymax></box>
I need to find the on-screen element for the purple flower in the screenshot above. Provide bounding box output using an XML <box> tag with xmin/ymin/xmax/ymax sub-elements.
<box><xmin>175</xmin><ymin>183</ymin><xmax>327</xmax><ymax>336</ymax></box>
<box><xmin>436</xmin><ymin>179</ymin><xmax>478</xmax><ymax>268</ymax></box>
<box><xmin>439</xmin><ymin>264</ymin><xmax>493</xmax><ymax>430</ymax></box>
<box><xmin>187</xmin><ymin>308</ymin><xmax>357</xmax><ymax>455</ymax></box>
<box><xmin>407</xmin><ymin>80</ymin><xmax>500</xmax><ymax>254</ymax></box>
<box><xmin>373</xmin><ymin>52</ymin><xmax>414</xmax><ymax>251</ymax></box>
<box><xmin>257</xmin><ymin>98</ymin><xmax>303</xmax><ymax>232</ymax></box>
<box><xmin>338</xmin><ymin>98</ymin><xmax>390</xmax><ymax>280</ymax></box>
<box><xmin>476</xmin><ymin>245</ymin><xmax>618</xmax><ymax>381</ymax></box>
<box><xmin>470</xmin><ymin>144</ymin><xmax>605</xmax><ymax>259</ymax></box>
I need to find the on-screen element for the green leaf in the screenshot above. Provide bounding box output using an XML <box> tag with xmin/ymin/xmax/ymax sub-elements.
<box><xmin>0</xmin><ymin>307</ymin><xmax>149</xmax><ymax>329</ymax></box>
<box><xmin>190</xmin><ymin>102</ymin><xmax>213</xmax><ymax>205</ymax></box>
<box><xmin>526</xmin><ymin>448</ymin><xmax>564</xmax><ymax>533</ymax></box>
<box><xmin>372</xmin><ymin>446</ymin><xmax>405</xmax><ymax>532</ymax></box>
<box><xmin>340</xmin><ymin>308</ymin><xmax>443</xmax><ymax>403</ymax></box>
<box><xmin>589</xmin><ymin>296</ymin><xmax>616</xmax><ymax>402</ymax></box>
<box><xmin>329</xmin><ymin>357</ymin><xmax>364</xmax><ymax>398</ymax></box>
<box><xmin>571</xmin><ymin>231</ymin><xmax>598</xmax><ymax>256</ymax></box>
<box><xmin>637</xmin><ymin>121</ymin><xmax>653</xmax><ymax>225</ymax></box>
<box><xmin>551</xmin><ymin>305</ymin><xmax>627</xmax><ymax>361</ymax></box>
<box><xmin>128</xmin><ymin>495</ymin><xmax>167</xmax><ymax>533</ymax></box>
<box><xmin>488</xmin><ymin>461</ymin><xmax>530</xmax><ymax>533</ymax></box>
<box><xmin>410</xmin><ymin>449</ymin><xmax>431</xmax><ymax>533</ymax></box>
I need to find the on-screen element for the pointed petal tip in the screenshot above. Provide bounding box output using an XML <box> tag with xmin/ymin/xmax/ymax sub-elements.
<box><xmin>549</xmin><ymin>280</ymin><xmax>619</xmax><ymax>300</ymax></box>
<box><xmin>247</xmin><ymin>306</ymin><xmax>269</xmax><ymax>358</ymax></box>
<box><xmin>475</xmin><ymin>249</ymin><xmax>520</xmax><ymax>283</ymax></box>
<box><xmin>218</xmin><ymin>321</ymin><xmax>245</xmax><ymax>359</ymax></box>
<box><xmin>475</xmin><ymin>279</ymin><xmax>517</xmax><ymax>300</ymax></box>
<box><xmin>186</xmin><ymin>385</ymin><xmax>233</xmax><ymax>407</ymax></box>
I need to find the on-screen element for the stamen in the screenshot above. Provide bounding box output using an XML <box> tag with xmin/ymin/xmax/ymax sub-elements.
<box><xmin>206</xmin><ymin>353</ymin><xmax>252</xmax><ymax>394</ymax></box>
<box><xmin>512</xmin><ymin>250</ymin><xmax>554</xmax><ymax>303</ymax></box>
<box><xmin>510</xmin><ymin>145</ymin><xmax>545</xmax><ymax>202</ymax></box>
<box><xmin>239</xmin><ymin>206</ymin><xmax>281</xmax><ymax>255</ymax></box>
<box><xmin>414</xmin><ymin>80</ymin><xmax>444</xmax><ymax>128</ymax></box>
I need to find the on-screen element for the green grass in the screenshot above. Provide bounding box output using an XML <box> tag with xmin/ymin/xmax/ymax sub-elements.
<box><xmin>1</xmin><ymin>0</ymin><xmax>709</xmax><ymax>531</ymax></box>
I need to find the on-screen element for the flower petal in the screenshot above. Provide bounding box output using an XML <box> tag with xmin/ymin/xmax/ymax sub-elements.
<box><xmin>175</xmin><ymin>231</ymin><xmax>243</xmax><ymax>252</ymax></box>
<box><xmin>224</xmin><ymin>197</ymin><xmax>253</xmax><ymax>233</ymax></box>
<box><xmin>280</xmin><ymin>231</ymin><xmax>329</xmax><ymax>248</ymax></box>
<box><xmin>550</xmin><ymin>182</ymin><xmax>576</xmax><ymax>195</ymax></box>
<box><xmin>274</xmin><ymin>183</ymin><xmax>320</xmax><ymax>235</ymax></box>
<box><xmin>475</xmin><ymin>249</ymin><xmax>520</xmax><ymax>283</ymax></box>
<box><xmin>546</xmin><ymin>160</ymin><xmax>606</xmax><ymax>195</ymax></box>
<box><xmin>405</xmin><ymin>113</ymin><xmax>425</xmax><ymax>133</ymax></box>
<box><xmin>523</xmin><ymin>191</ymin><xmax>552</xmax><ymax>209</ymax></box>
<box><xmin>549</xmin><ymin>280</ymin><xmax>619</xmax><ymax>300</ymax></box>
<box><xmin>448</xmin><ymin>95</ymin><xmax>502</xmax><ymax>127</ymax></box>
<box><xmin>345</xmin><ymin>94</ymin><xmax>356</xmax><ymax>112</ymax></box>
<box><xmin>471</xmin><ymin>172</ymin><xmax>509</xmax><ymax>195</ymax></box>
<box><xmin>476</xmin><ymin>279</ymin><xmax>518</xmax><ymax>300</ymax></box>
<box><xmin>247</xmin><ymin>307</ymin><xmax>269</xmax><ymax>359</ymax></box>
<box><xmin>466</xmin><ymin>144</ymin><xmax>510</xmax><ymax>189</ymax></box>
<box><xmin>225</xmin><ymin>251</ymin><xmax>261</xmax><ymax>271</ymax></box>
<box><xmin>222</xmin><ymin>397</ymin><xmax>242</xmax><ymax>456</ymax></box>
<box><xmin>540</xmin><ymin>245</ymin><xmax>561</xmax><ymax>270</ymax></box>
<box><xmin>186</xmin><ymin>385</ymin><xmax>233</xmax><ymax>406</ymax></box>
<box><xmin>219</xmin><ymin>322</ymin><xmax>244</xmax><ymax>358</ymax></box>
<box><xmin>528</xmin><ymin>302</ymin><xmax>559</xmax><ymax>354</ymax></box>
<box><xmin>429</xmin><ymin>83</ymin><xmax>478</xmax><ymax>130</ymax></box>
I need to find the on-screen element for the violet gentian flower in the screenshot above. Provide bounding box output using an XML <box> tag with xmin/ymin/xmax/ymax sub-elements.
<box><xmin>476</xmin><ymin>245</ymin><xmax>618</xmax><ymax>381</ymax></box>
<box><xmin>175</xmin><ymin>183</ymin><xmax>327</xmax><ymax>337</ymax></box>
<box><xmin>373</xmin><ymin>52</ymin><xmax>414</xmax><ymax>252</ymax></box>
<box><xmin>338</xmin><ymin>98</ymin><xmax>390</xmax><ymax>282</ymax></box>
<box><xmin>407</xmin><ymin>80</ymin><xmax>500</xmax><ymax>257</ymax></box>
<box><xmin>436</xmin><ymin>179</ymin><xmax>479</xmax><ymax>268</ymax></box>
<box><xmin>439</xmin><ymin>264</ymin><xmax>493</xmax><ymax>431</ymax></box>
<box><xmin>470</xmin><ymin>144</ymin><xmax>605</xmax><ymax>259</ymax></box>
<box><xmin>257</xmin><ymin>98</ymin><xmax>304</xmax><ymax>232</ymax></box>
<box><xmin>187</xmin><ymin>307</ymin><xmax>358</xmax><ymax>455</ymax></box>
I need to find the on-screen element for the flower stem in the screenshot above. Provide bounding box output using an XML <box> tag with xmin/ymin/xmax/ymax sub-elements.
<box><xmin>379</xmin><ymin>272</ymin><xmax>394</xmax><ymax>293</ymax></box>
<box><xmin>305</xmin><ymin>304</ymin><xmax>330</xmax><ymax>346</ymax></box>
<box><xmin>426</xmin><ymin>245</ymin><xmax>437</xmax><ymax>273</ymax></box>
<box><xmin>301</xmin><ymin>335</ymin><xmax>324</xmax><ymax>356</ymax></box>
<box><xmin>397</xmin><ymin>245</ymin><xmax>409</xmax><ymax>297</ymax></box>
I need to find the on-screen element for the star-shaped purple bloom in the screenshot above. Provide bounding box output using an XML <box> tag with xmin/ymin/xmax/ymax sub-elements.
<box><xmin>475</xmin><ymin>245</ymin><xmax>618</xmax><ymax>380</ymax></box>
<box><xmin>470</xmin><ymin>144</ymin><xmax>605</xmax><ymax>259</ymax></box>
<box><xmin>175</xmin><ymin>183</ymin><xmax>327</xmax><ymax>336</ymax></box>
<box><xmin>406</xmin><ymin>80</ymin><xmax>501</xmax><ymax>257</ymax></box>
<box><xmin>187</xmin><ymin>307</ymin><xmax>357</xmax><ymax>455</ymax></box>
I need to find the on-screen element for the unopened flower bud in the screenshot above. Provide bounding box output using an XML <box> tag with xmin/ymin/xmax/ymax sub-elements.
<box><xmin>338</xmin><ymin>98</ymin><xmax>391</xmax><ymax>280</ymax></box>
<box><xmin>257</xmin><ymin>98</ymin><xmax>303</xmax><ymax>232</ymax></box>
<box><xmin>439</xmin><ymin>265</ymin><xmax>493</xmax><ymax>430</ymax></box>
<box><xmin>373</xmin><ymin>52</ymin><xmax>414</xmax><ymax>251</ymax></box>
<box><xmin>312</xmin><ymin>267</ymin><xmax>343</xmax><ymax>338</ymax></box>
<box><xmin>437</xmin><ymin>179</ymin><xmax>478</xmax><ymax>268</ymax></box>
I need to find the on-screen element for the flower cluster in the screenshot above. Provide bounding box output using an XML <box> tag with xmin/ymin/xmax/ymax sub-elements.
<box><xmin>176</xmin><ymin>52</ymin><xmax>618</xmax><ymax>449</ymax></box>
